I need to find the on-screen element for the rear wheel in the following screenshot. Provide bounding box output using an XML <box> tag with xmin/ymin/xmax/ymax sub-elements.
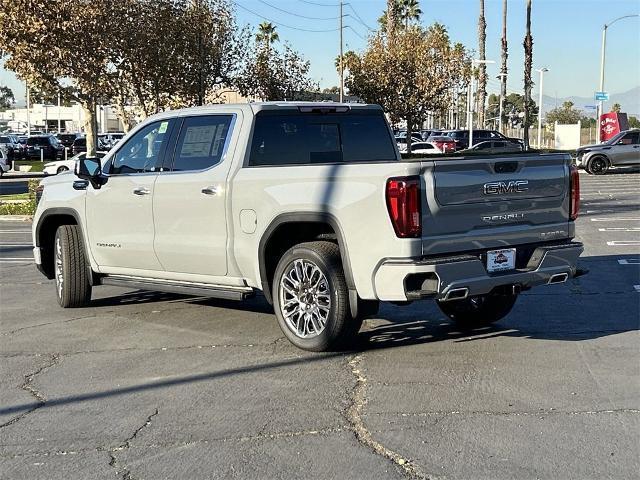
<box><xmin>54</xmin><ymin>225</ymin><xmax>92</xmax><ymax>308</ymax></box>
<box><xmin>273</xmin><ymin>241</ymin><xmax>358</xmax><ymax>351</ymax></box>
<box><xmin>56</xmin><ymin>166</ymin><xmax>69</xmax><ymax>174</ymax></box>
<box><xmin>588</xmin><ymin>156</ymin><xmax>608</xmax><ymax>175</ymax></box>
<box><xmin>437</xmin><ymin>292</ymin><xmax>518</xmax><ymax>327</ymax></box>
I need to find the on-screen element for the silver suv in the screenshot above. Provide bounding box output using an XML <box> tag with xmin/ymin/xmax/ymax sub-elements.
<box><xmin>576</xmin><ymin>129</ymin><xmax>640</xmax><ymax>174</ymax></box>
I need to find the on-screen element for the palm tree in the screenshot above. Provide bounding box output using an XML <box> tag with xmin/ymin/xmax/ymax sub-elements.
<box><xmin>399</xmin><ymin>0</ymin><xmax>422</xmax><ymax>29</ymax></box>
<box><xmin>499</xmin><ymin>0</ymin><xmax>508</xmax><ymax>132</ymax></box>
<box><xmin>256</xmin><ymin>21</ymin><xmax>279</xmax><ymax>54</ymax></box>
<box><xmin>523</xmin><ymin>0</ymin><xmax>533</xmax><ymax>149</ymax></box>
<box><xmin>477</xmin><ymin>0</ymin><xmax>487</xmax><ymax>127</ymax></box>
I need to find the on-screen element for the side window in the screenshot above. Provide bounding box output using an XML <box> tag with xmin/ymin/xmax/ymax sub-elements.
<box><xmin>110</xmin><ymin>120</ymin><xmax>172</xmax><ymax>174</ymax></box>
<box><xmin>622</xmin><ymin>132</ymin><xmax>640</xmax><ymax>145</ymax></box>
<box><xmin>171</xmin><ymin>115</ymin><xmax>233</xmax><ymax>171</ymax></box>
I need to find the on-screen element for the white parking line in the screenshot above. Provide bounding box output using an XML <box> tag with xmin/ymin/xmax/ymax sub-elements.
<box><xmin>607</xmin><ymin>241</ymin><xmax>640</xmax><ymax>246</ymax></box>
<box><xmin>591</xmin><ymin>218</ymin><xmax>640</xmax><ymax>222</ymax></box>
<box><xmin>0</xmin><ymin>244</ymin><xmax>33</xmax><ymax>247</ymax></box>
<box><xmin>0</xmin><ymin>230</ymin><xmax>32</xmax><ymax>233</ymax></box>
<box><xmin>599</xmin><ymin>228</ymin><xmax>640</xmax><ymax>232</ymax></box>
<box><xmin>618</xmin><ymin>259</ymin><xmax>640</xmax><ymax>265</ymax></box>
<box><xmin>0</xmin><ymin>257</ymin><xmax>33</xmax><ymax>260</ymax></box>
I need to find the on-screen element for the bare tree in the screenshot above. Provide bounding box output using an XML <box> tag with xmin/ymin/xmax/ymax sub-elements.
<box><xmin>523</xmin><ymin>0</ymin><xmax>534</xmax><ymax>149</ymax></box>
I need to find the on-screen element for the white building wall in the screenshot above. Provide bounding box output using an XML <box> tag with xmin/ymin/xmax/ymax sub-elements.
<box><xmin>0</xmin><ymin>103</ymin><xmax>123</xmax><ymax>133</ymax></box>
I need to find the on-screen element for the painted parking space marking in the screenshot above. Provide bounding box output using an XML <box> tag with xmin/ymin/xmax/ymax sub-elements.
<box><xmin>0</xmin><ymin>244</ymin><xmax>33</xmax><ymax>247</ymax></box>
<box><xmin>607</xmin><ymin>241</ymin><xmax>640</xmax><ymax>246</ymax></box>
<box><xmin>599</xmin><ymin>228</ymin><xmax>640</xmax><ymax>232</ymax></box>
<box><xmin>591</xmin><ymin>218</ymin><xmax>640</xmax><ymax>222</ymax></box>
<box><xmin>618</xmin><ymin>259</ymin><xmax>640</xmax><ymax>265</ymax></box>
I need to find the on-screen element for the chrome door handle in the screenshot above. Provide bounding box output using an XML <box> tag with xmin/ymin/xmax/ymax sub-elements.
<box><xmin>201</xmin><ymin>186</ymin><xmax>220</xmax><ymax>195</ymax></box>
<box><xmin>133</xmin><ymin>187</ymin><xmax>151</xmax><ymax>195</ymax></box>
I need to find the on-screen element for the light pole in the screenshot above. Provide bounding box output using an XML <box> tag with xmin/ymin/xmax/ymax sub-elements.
<box><xmin>536</xmin><ymin>67</ymin><xmax>549</xmax><ymax>149</ymax></box>
<box><xmin>596</xmin><ymin>14</ymin><xmax>639</xmax><ymax>133</ymax></box>
<box><xmin>468</xmin><ymin>59</ymin><xmax>495</xmax><ymax>149</ymax></box>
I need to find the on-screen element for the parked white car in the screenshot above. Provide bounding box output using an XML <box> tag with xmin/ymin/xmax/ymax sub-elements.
<box><xmin>43</xmin><ymin>151</ymin><xmax>107</xmax><ymax>176</ymax></box>
<box><xmin>398</xmin><ymin>141</ymin><xmax>442</xmax><ymax>154</ymax></box>
<box><xmin>0</xmin><ymin>148</ymin><xmax>10</xmax><ymax>176</ymax></box>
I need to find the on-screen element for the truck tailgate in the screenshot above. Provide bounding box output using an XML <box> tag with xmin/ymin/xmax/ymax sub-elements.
<box><xmin>421</xmin><ymin>154</ymin><xmax>571</xmax><ymax>256</ymax></box>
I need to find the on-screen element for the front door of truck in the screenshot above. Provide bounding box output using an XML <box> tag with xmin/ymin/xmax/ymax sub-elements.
<box><xmin>86</xmin><ymin>119</ymin><xmax>175</xmax><ymax>271</ymax></box>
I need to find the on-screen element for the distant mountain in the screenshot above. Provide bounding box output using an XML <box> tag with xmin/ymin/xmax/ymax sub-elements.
<box><xmin>541</xmin><ymin>86</ymin><xmax>640</xmax><ymax>118</ymax></box>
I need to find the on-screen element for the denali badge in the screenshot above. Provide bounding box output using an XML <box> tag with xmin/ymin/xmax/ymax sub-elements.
<box><xmin>483</xmin><ymin>180</ymin><xmax>529</xmax><ymax>195</ymax></box>
<box><xmin>482</xmin><ymin>213</ymin><xmax>525</xmax><ymax>223</ymax></box>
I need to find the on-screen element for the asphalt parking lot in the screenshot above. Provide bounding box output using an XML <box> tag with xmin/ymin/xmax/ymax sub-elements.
<box><xmin>1</xmin><ymin>171</ymin><xmax>639</xmax><ymax>480</ymax></box>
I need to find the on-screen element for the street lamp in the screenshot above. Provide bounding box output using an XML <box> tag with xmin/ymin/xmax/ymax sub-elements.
<box><xmin>536</xmin><ymin>67</ymin><xmax>549</xmax><ymax>149</ymax></box>
<box><xmin>596</xmin><ymin>14</ymin><xmax>639</xmax><ymax>132</ymax></box>
<box><xmin>468</xmin><ymin>59</ymin><xmax>495</xmax><ymax>149</ymax></box>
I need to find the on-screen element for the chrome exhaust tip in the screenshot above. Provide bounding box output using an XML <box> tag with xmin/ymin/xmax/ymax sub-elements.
<box><xmin>443</xmin><ymin>287</ymin><xmax>469</xmax><ymax>301</ymax></box>
<box><xmin>548</xmin><ymin>273</ymin><xmax>569</xmax><ymax>285</ymax></box>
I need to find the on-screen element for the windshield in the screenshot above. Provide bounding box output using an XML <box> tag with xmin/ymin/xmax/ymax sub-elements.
<box><xmin>605</xmin><ymin>131</ymin><xmax>626</xmax><ymax>145</ymax></box>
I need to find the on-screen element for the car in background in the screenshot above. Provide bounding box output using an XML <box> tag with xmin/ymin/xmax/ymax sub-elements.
<box><xmin>57</xmin><ymin>133</ymin><xmax>81</xmax><ymax>149</ymax></box>
<box><xmin>420</xmin><ymin>129</ymin><xmax>442</xmax><ymax>141</ymax></box>
<box><xmin>26</xmin><ymin>135</ymin><xmax>64</xmax><ymax>160</ymax></box>
<box><xmin>43</xmin><ymin>151</ymin><xmax>108</xmax><ymax>176</ymax></box>
<box><xmin>442</xmin><ymin>129</ymin><xmax>523</xmax><ymax>150</ymax></box>
<box><xmin>426</xmin><ymin>135</ymin><xmax>456</xmax><ymax>153</ymax></box>
<box><xmin>98</xmin><ymin>132</ymin><xmax>125</xmax><ymax>149</ymax></box>
<box><xmin>0</xmin><ymin>148</ymin><xmax>10</xmax><ymax>175</ymax></box>
<box><xmin>0</xmin><ymin>134</ymin><xmax>20</xmax><ymax>160</ymax></box>
<box><xmin>576</xmin><ymin>129</ymin><xmax>640</xmax><ymax>175</ymax></box>
<box><xmin>399</xmin><ymin>141</ymin><xmax>446</xmax><ymax>154</ymax></box>
<box><xmin>461</xmin><ymin>140</ymin><xmax>523</xmax><ymax>154</ymax></box>
<box><xmin>71</xmin><ymin>137</ymin><xmax>87</xmax><ymax>155</ymax></box>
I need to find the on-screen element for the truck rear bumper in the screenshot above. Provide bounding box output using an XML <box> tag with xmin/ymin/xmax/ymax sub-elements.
<box><xmin>373</xmin><ymin>242</ymin><xmax>584</xmax><ymax>302</ymax></box>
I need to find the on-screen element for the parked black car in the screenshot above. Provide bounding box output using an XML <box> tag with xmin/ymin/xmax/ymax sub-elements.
<box><xmin>71</xmin><ymin>137</ymin><xmax>87</xmax><ymax>156</ymax></box>
<box><xmin>26</xmin><ymin>135</ymin><xmax>64</xmax><ymax>160</ymax></box>
<box><xmin>441</xmin><ymin>129</ymin><xmax>523</xmax><ymax>150</ymax></box>
<box><xmin>57</xmin><ymin>133</ymin><xmax>80</xmax><ymax>149</ymax></box>
<box><xmin>0</xmin><ymin>134</ymin><xmax>20</xmax><ymax>160</ymax></box>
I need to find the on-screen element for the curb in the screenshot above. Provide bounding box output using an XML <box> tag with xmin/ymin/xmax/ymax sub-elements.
<box><xmin>0</xmin><ymin>215</ymin><xmax>33</xmax><ymax>222</ymax></box>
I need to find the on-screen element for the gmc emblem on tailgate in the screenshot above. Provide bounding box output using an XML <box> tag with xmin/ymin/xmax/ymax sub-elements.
<box><xmin>483</xmin><ymin>180</ymin><xmax>529</xmax><ymax>195</ymax></box>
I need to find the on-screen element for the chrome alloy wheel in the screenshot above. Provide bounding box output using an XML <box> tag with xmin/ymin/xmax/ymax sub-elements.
<box><xmin>278</xmin><ymin>259</ymin><xmax>331</xmax><ymax>338</ymax></box>
<box><xmin>55</xmin><ymin>235</ymin><xmax>63</xmax><ymax>298</ymax></box>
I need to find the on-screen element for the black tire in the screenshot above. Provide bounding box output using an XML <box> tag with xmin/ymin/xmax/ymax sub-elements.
<box><xmin>56</xmin><ymin>166</ymin><xmax>69</xmax><ymax>174</ymax></box>
<box><xmin>54</xmin><ymin>225</ymin><xmax>92</xmax><ymax>308</ymax></box>
<box><xmin>588</xmin><ymin>156</ymin><xmax>609</xmax><ymax>175</ymax></box>
<box><xmin>272</xmin><ymin>241</ymin><xmax>357</xmax><ymax>351</ymax></box>
<box><xmin>437</xmin><ymin>292</ymin><xmax>518</xmax><ymax>327</ymax></box>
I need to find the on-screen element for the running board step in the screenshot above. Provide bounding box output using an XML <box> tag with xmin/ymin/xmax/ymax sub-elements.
<box><xmin>100</xmin><ymin>276</ymin><xmax>254</xmax><ymax>301</ymax></box>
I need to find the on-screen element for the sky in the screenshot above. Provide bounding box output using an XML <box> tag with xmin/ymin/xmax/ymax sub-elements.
<box><xmin>2</xmin><ymin>0</ymin><xmax>639</xmax><ymax>104</ymax></box>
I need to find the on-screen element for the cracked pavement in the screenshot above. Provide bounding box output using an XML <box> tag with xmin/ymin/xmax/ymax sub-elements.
<box><xmin>1</xmin><ymin>173</ymin><xmax>639</xmax><ymax>479</ymax></box>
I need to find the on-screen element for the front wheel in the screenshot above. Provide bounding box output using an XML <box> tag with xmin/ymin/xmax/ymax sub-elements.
<box><xmin>588</xmin><ymin>156</ymin><xmax>609</xmax><ymax>175</ymax></box>
<box><xmin>54</xmin><ymin>225</ymin><xmax>92</xmax><ymax>308</ymax></box>
<box><xmin>272</xmin><ymin>241</ymin><xmax>357</xmax><ymax>351</ymax></box>
<box><xmin>56</xmin><ymin>166</ymin><xmax>69</xmax><ymax>174</ymax></box>
<box><xmin>437</xmin><ymin>292</ymin><xmax>518</xmax><ymax>328</ymax></box>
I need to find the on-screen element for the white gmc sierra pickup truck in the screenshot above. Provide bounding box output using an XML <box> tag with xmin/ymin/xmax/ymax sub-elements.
<box><xmin>33</xmin><ymin>102</ymin><xmax>584</xmax><ymax>351</ymax></box>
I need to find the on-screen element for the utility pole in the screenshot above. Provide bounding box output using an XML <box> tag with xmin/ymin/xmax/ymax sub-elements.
<box><xmin>339</xmin><ymin>1</ymin><xmax>344</xmax><ymax>103</ymax></box>
<box><xmin>536</xmin><ymin>67</ymin><xmax>549</xmax><ymax>149</ymax></box>
<box><xmin>26</xmin><ymin>83</ymin><xmax>31</xmax><ymax>136</ymax></box>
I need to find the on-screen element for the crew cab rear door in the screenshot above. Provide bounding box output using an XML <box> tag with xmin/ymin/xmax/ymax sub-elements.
<box><xmin>152</xmin><ymin>112</ymin><xmax>240</xmax><ymax>277</ymax></box>
<box><xmin>421</xmin><ymin>154</ymin><xmax>570</xmax><ymax>256</ymax></box>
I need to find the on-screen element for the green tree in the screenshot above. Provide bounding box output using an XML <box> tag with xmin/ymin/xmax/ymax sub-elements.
<box><xmin>611</xmin><ymin>103</ymin><xmax>621</xmax><ymax>113</ymax></box>
<box><xmin>628</xmin><ymin>116</ymin><xmax>640</xmax><ymax>128</ymax></box>
<box><xmin>523</xmin><ymin>0</ymin><xmax>534</xmax><ymax>149</ymax></box>
<box><xmin>345</xmin><ymin>23</ymin><xmax>470</xmax><ymax>152</ymax></box>
<box><xmin>545</xmin><ymin>101</ymin><xmax>582</xmax><ymax>126</ymax></box>
<box><xmin>399</xmin><ymin>0</ymin><xmax>422</xmax><ymax>28</ymax></box>
<box><xmin>256</xmin><ymin>21</ymin><xmax>279</xmax><ymax>53</ymax></box>
<box><xmin>379</xmin><ymin>0</ymin><xmax>422</xmax><ymax>32</ymax></box>
<box><xmin>0</xmin><ymin>0</ymin><xmax>120</xmax><ymax>156</ymax></box>
<box><xmin>487</xmin><ymin>92</ymin><xmax>537</xmax><ymax>127</ymax></box>
<box><xmin>0</xmin><ymin>86</ymin><xmax>14</xmax><ymax>110</ymax></box>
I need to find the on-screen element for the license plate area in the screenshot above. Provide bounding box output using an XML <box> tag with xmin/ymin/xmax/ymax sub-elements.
<box><xmin>487</xmin><ymin>248</ymin><xmax>516</xmax><ymax>273</ymax></box>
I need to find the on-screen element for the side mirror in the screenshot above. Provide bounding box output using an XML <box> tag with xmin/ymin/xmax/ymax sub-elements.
<box><xmin>75</xmin><ymin>156</ymin><xmax>105</xmax><ymax>189</ymax></box>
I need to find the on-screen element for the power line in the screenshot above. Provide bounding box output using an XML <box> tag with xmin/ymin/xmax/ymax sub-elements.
<box><xmin>345</xmin><ymin>25</ymin><xmax>366</xmax><ymax>40</ymax></box>
<box><xmin>235</xmin><ymin>2</ymin><xmax>340</xmax><ymax>32</ymax></box>
<box><xmin>347</xmin><ymin>3</ymin><xmax>374</xmax><ymax>31</ymax></box>
<box><xmin>298</xmin><ymin>0</ymin><xmax>340</xmax><ymax>7</ymax></box>
<box><xmin>257</xmin><ymin>0</ymin><xmax>340</xmax><ymax>20</ymax></box>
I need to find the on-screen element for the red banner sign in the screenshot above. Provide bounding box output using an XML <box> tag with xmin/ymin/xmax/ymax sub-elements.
<box><xmin>599</xmin><ymin>112</ymin><xmax>629</xmax><ymax>142</ymax></box>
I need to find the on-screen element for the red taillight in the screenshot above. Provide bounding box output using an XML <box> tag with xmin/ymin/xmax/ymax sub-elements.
<box><xmin>570</xmin><ymin>165</ymin><xmax>580</xmax><ymax>220</ymax></box>
<box><xmin>386</xmin><ymin>176</ymin><xmax>421</xmax><ymax>238</ymax></box>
